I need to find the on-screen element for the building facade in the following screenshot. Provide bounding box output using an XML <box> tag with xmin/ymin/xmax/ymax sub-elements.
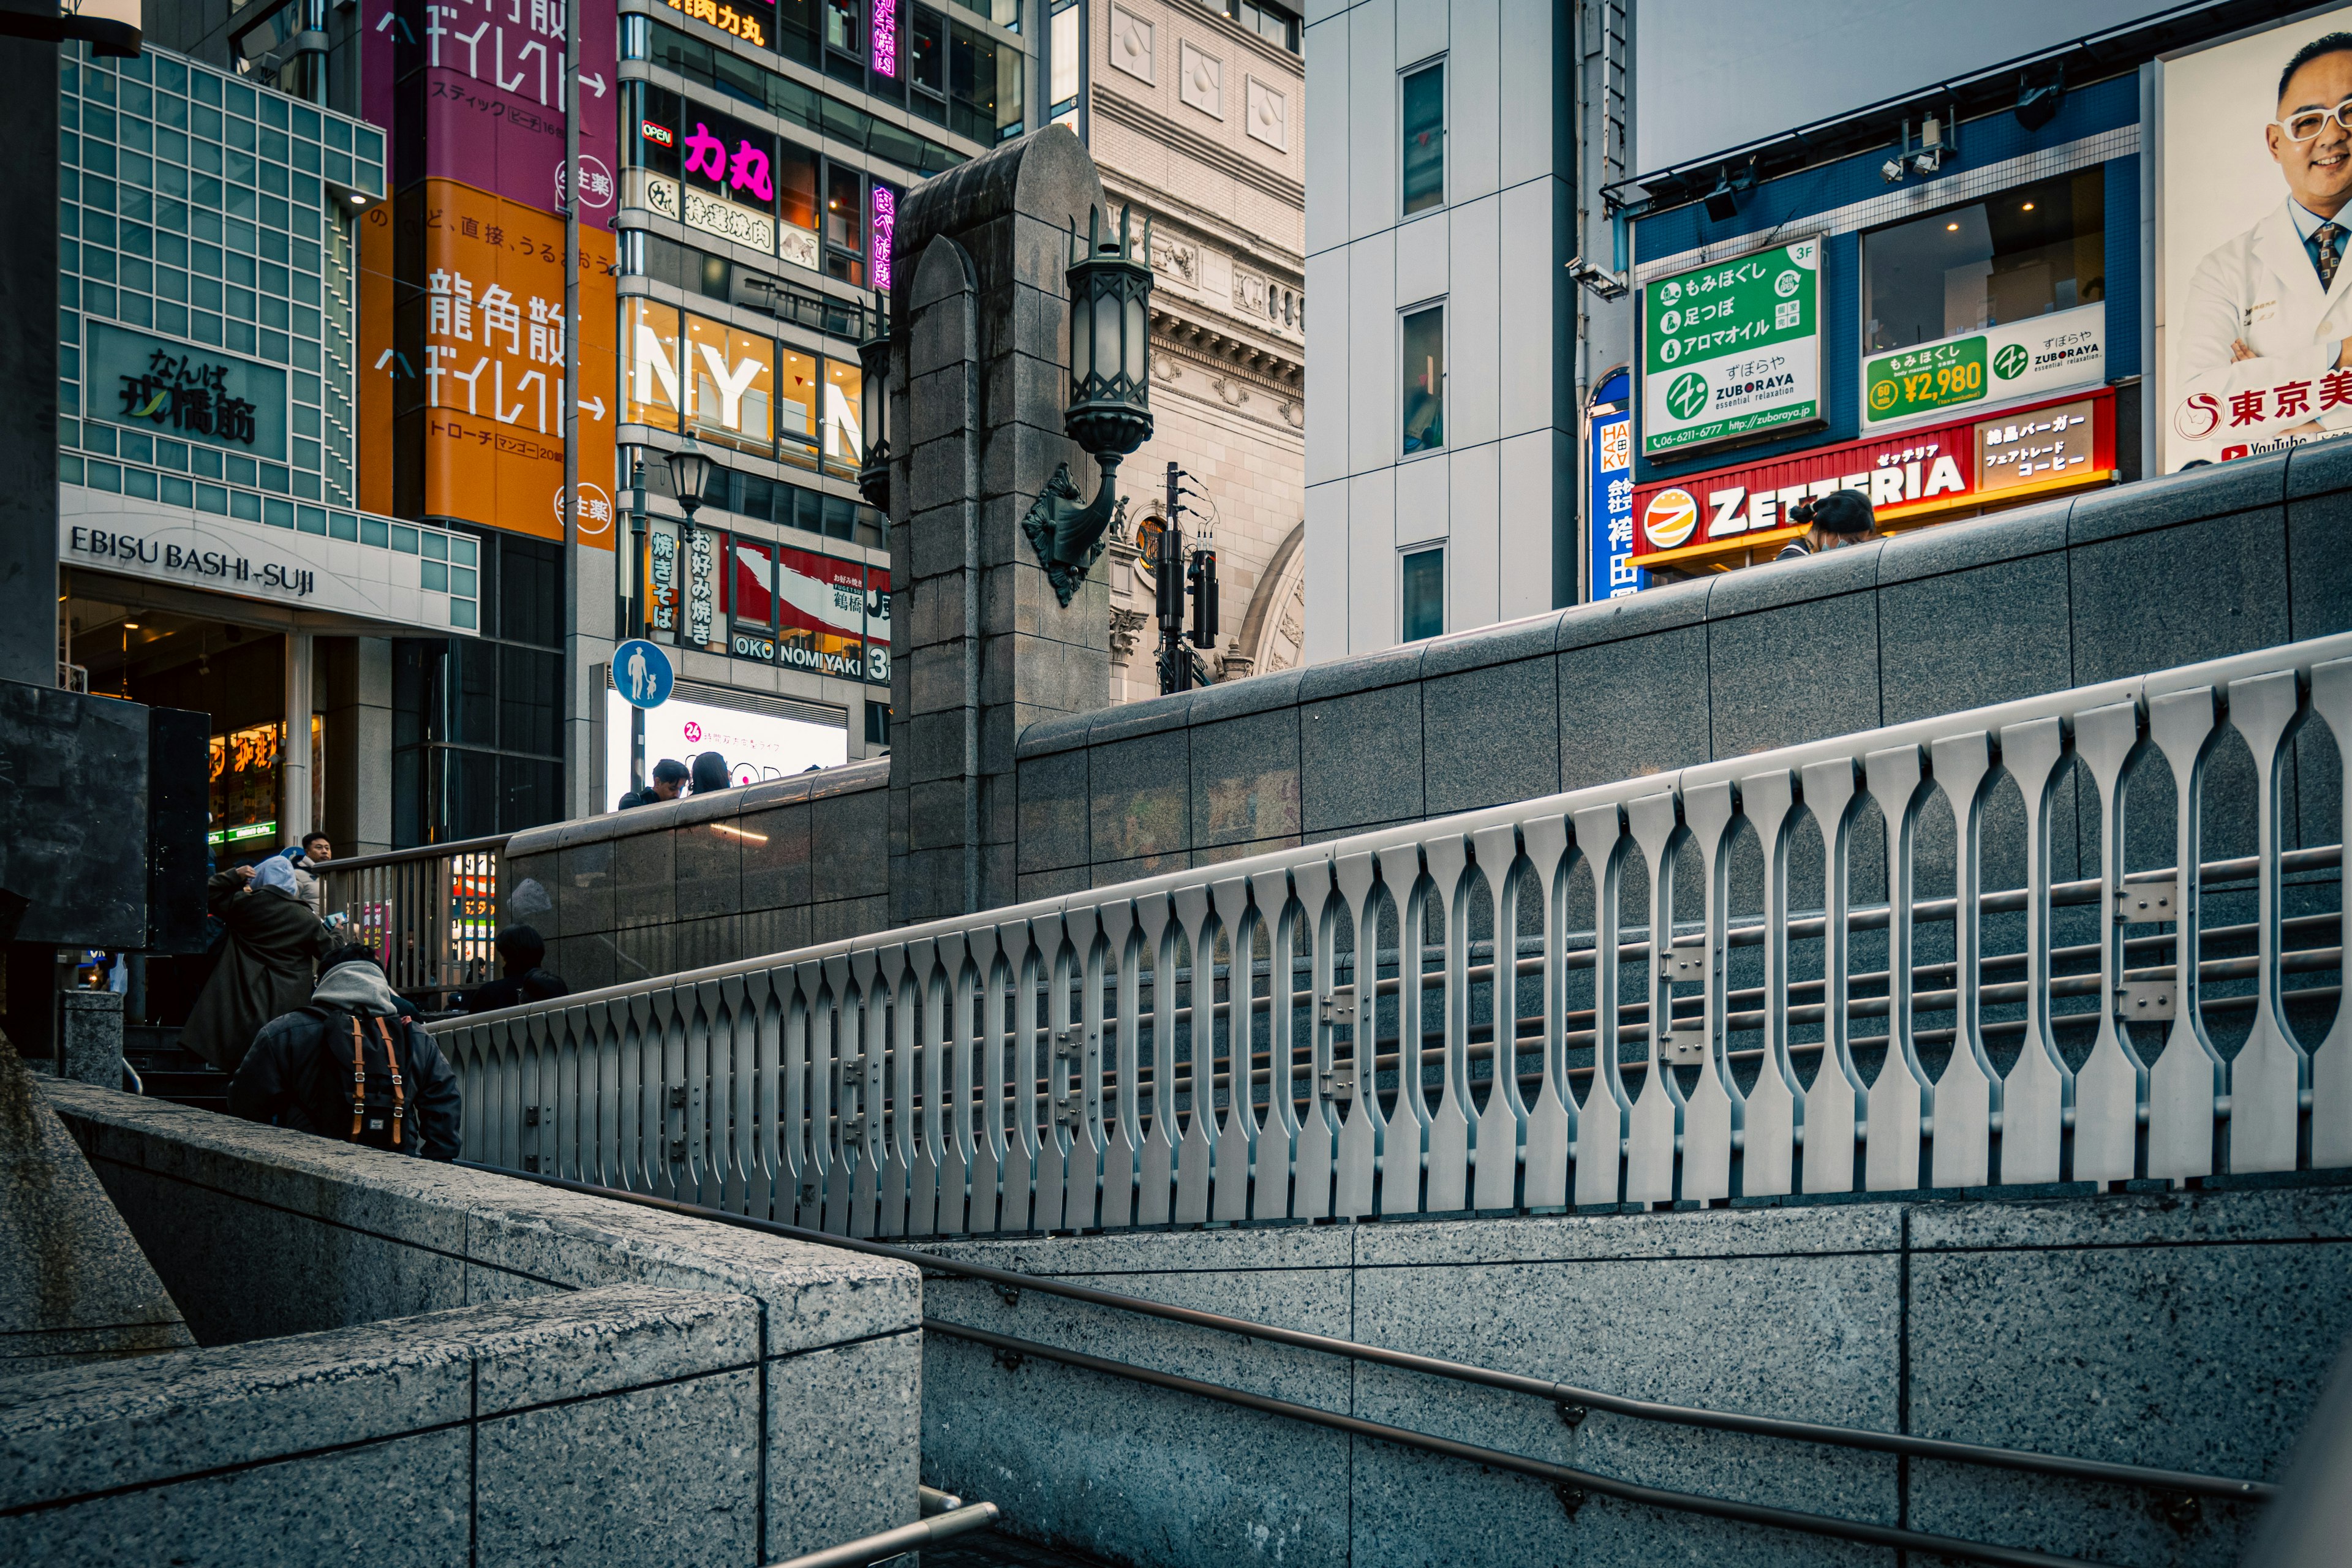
<box><xmin>1300</xmin><ymin>0</ymin><xmax>1581</xmax><ymax>660</ymax></box>
<box><xmin>1042</xmin><ymin>0</ymin><xmax>1308</xmax><ymax>698</ymax></box>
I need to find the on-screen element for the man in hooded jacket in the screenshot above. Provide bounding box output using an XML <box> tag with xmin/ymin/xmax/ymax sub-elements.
<box><xmin>177</xmin><ymin>855</ymin><xmax>337</xmax><ymax>1075</ymax></box>
<box><xmin>229</xmin><ymin>944</ymin><xmax>462</xmax><ymax>1159</ymax></box>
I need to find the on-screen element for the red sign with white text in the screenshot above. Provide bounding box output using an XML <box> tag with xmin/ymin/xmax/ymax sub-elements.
<box><xmin>1631</xmin><ymin>388</ymin><xmax>2116</xmax><ymax>562</ymax></box>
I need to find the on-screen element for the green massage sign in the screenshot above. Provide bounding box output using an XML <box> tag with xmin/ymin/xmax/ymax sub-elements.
<box><xmin>1640</xmin><ymin>238</ymin><xmax>1823</xmax><ymax>459</ymax></box>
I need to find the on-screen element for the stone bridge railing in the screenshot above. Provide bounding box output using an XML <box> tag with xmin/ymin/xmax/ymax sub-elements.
<box><xmin>432</xmin><ymin>631</ymin><xmax>2352</xmax><ymax>1232</ymax></box>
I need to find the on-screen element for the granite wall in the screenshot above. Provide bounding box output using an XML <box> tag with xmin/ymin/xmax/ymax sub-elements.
<box><xmin>39</xmin><ymin>1084</ymin><xmax>923</xmax><ymax>1565</ymax></box>
<box><xmin>501</xmin><ymin>437</ymin><xmax>2352</xmax><ymax>982</ymax></box>
<box><xmin>918</xmin><ymin>1183</ymin><xmax>2352</xmax><ymax>1568</ymax></box>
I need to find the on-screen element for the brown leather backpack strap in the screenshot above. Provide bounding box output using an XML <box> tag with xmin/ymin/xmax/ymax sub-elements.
<box><xmin>347</xmin><ymin>1017</ymin><xmax>367</xmax><ymax>1140</ymax></box>
<box><xmin>372</xmin><ymin>1016</ymin><xmax>407</xmax><ymax>1147</ymax></box>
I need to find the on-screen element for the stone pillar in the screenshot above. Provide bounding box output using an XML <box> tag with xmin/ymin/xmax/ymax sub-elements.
<box><xmin>59</xmin><ymin>990</ymin><xmax>123</xmax><ymax>1088</ymax></box>
<box><xmin>0</xmin><ymin>40</ymin><xmax>59</xmax><ymax>690</ymax></box>
<box><xmin>321</xmin><ymin>636</ymin><xmax>394</xmax><ymax>856</ymax></box>
<box><xmin>886</xmin><ymin>129</ymin><xmax>1114</xmax><ymax>925</ymax></box>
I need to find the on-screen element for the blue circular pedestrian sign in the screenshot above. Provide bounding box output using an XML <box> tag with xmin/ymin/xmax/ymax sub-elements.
<box><xmin>615</xmin><ymin>639</ymin><xmax>673</xmax><ymax>709</ymax></box>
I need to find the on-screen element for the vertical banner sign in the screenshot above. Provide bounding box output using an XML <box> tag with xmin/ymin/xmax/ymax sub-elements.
<box><xmin>1586</xmin><ymin>371</ymin><xmax>1641</xmax><ymax>599</ymax></box>
<box><xmin>359</xmin><ymin>0</ymin><xmax>620</xmax><ymax>545</ymax></box>
<box><xmin>1641</xmin><ymin>238</ymin><xmax>1823</xmax><ymax>459</ymax></box>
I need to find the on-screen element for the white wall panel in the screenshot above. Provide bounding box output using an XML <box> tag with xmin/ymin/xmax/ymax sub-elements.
<box><xmin>1345</xmin><ymin>0</ymin><xmax>1397</xmax><ymax>245</ymax></box>
<box><xmin>1346</xmin><ymin>232</ymin><xmax>1397</xmax><ymax>477</ymax></box>
<box><xmin>1446</xmin><ymin>195</ymin><xmax>1499</xmax><ymax>450</ymax></box>
<box><xmin>1304</xmin><ymin>8</ymin><xmax>1352</xmax><ymax>259</ymax></box>
<box><xmin>1305</xmin><ymin>246</ymin><xmax>1351</xmax><ymax>486</ymax></box>
<box><xmin>1448</xmin><ymin>442</ymin><xmax>1500</xmax><ymax>631</ymax></box>
<box><xmin>1395</xmin><ymin>450</ymin><xmax>1448</xmax><ymax>547</ymax></box>
<box><xmin>1496</xmin><ymin>176</ymin><xmax>1558</xmax><ymax>438</ymax></box>
<box><xmin>1346</xmin><ymin>469</ymin><xmax>1398</xmax><ymax>654</ymax></box>
<box><xmin>1448</xmin><ymin>0</ymin><xmax>1500</xmax><ymax>205</ymax></box>
<box><xmin>1495</xmin><ymin>428</ymin><xmax>1558</xmax><ymax>621</ymax></box>
<box><xmin>1394</xmin><ymin>211</ymin><xmax>1447</xmax><ymax>307</ymax></box>
<box><xmin>1303</xmin><ymin>477</ymin><xmax>1351</xmax><ymax>664</ymax></box>
<box><xmin>1396</xmin><ymin>0</ymin><xmax>1447</xmax><ymax>68</ymax></box>
<box><xmin>1496</xmin><ymin>0</ymin><xmax>1555</xmax><ymax>187</ymax></box>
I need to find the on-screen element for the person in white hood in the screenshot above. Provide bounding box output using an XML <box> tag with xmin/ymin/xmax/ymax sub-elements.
<box><xmin>229</xmin><ymin>944</ymin><xmax>462</xmax><ymax>1158</ymax></box>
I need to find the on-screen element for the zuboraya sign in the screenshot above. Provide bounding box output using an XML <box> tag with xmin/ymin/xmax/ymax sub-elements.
<box><xmin>1641</xmin><ymin>239</ymin><xmax>1823</xmax><ymax>459</ymax></box>
<box><xmin>1861</xmin><ymin>302</ymin><xmax>2105</xmax><ymax>431</ymax></box>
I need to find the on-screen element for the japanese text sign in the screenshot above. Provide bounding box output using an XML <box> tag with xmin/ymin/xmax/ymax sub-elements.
<box><xmin>89</xmin><ymin>322</ymin><xmax>288</xmax><ymax>462</ymax></box>
<box><xmin>1640</xmin><ymin>239</ymin><xmax>1823</xmax><ymax>459</ymax></box>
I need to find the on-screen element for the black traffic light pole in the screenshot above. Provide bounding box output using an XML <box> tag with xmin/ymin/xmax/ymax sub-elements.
<box><xmin>1158</xmin><ymin>461</ymin><xmax>1191</xmax><ymax>695</ymax></box>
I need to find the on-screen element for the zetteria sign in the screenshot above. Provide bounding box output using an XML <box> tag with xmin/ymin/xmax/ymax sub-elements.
<box><xmin>1641</xmin><ymin>239</ymin><xmax>1823</xmax><ymax>459</ymax></box>
<box><xmin>1862</xmin><ymin>303</ymin><xmax>2105</xmax><ymax>431</ymax></box>
<box><xmin>1629</xmin><ymin>389</ymin><xmax>2114</xmax><ymax>565</ymax></box>
<box><xmin>57</xmin><ymin>489</ymin><xmax>476</xmax><ymax>635</ymax></box>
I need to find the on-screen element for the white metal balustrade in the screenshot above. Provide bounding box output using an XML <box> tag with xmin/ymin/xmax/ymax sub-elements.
<box><xmin>432</xmin><ymin>634</ymin><xmax>2352</xmax><ymax>1232</ymax></box>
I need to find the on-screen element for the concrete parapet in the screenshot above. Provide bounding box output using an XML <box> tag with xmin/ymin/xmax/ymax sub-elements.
<box><xmin>37</xmin><ymin>1084</ymin><xmax>922</xmax><ymax>1564</ymax></box>
<box><xmin>916</xmin><ymin>1184</ymin><xmax>2352</xmax><ymax>1568</ymax></box>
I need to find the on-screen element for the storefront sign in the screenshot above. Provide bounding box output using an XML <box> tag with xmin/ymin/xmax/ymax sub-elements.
<box><xmin>662</xmin><ymin>0</ymin><xmax>770</xmax><ymax>48</ymax></box>
<box><xmin>1586</xmin><ymin>374</ymin><xmax>1642</xmax><ymax>600</ymax></box>
<box><xmin>89</xmin><ymin>323</ymin><xmax>287</xmax><ymax>462</ymax></box>
<box><xmin>1629</xmin><ymin>390</ymin><xmax>2114</xmax><ymax>567</ymax></box>
<box><xmin>602</xmin><ymin>688</ymin><xmax>846</xmax><ymax>806</ymax></box>
<box><xmin>1640</xmin><ymin>238</ymin><xmax>1823</xmax><ymax>459</ymax></box>
<box><xmin>1863</xmin><ymin>303</ymin><xmax>2105</xmax><ymax>431</ymax></box>
<box><xmin>58</xmin><ymin>492</ymin><xmax>477</xmax><ymax>635</ymax></box>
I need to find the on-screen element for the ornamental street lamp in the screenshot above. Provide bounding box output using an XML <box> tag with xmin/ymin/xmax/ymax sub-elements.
<box><xmin>858</xmin><ymin>304</ymin><xmax>891</xmax><ymax>511</ymax></box>
<box><xmin>666</xmin><ymin>434</ymin><xmax>712</xmax><ymax>652</ymax></box>
<box><xmin>1022</xmin><ymin>203</ymin><xmax>1153</xmax><ymax>607</ymax></box>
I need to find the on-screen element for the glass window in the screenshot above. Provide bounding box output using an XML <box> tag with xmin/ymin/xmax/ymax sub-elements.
<box><xmin>778</xmin><ymin>346</ymin><xmax>820</xmax><ymax>469</ymax></box>
<box><xmin>1050</xmin><ymin>3</ymin><xmax>1080</xmax><ymax>113</ymax></box>
<box><xmin>912</xmin><ymin>7</ymin><xmax>947</xmax><ymax>94</ymax></box>
<box><xmin>826</xmin><ymin>162</ymin><xmax>864</xmax><ymax>252</ymax></box>
<box><xmin>824</xmin><ymin>356</ymin><xmax>864</xmax><ymax>473</ymax></box>
<box><xmin>826</xmin><ymin>0</ymin><xmax>861</xmax><ymax>53</ymax></box>
<box><xmin>624</xmin><ymin>298</ymin><xmax>684</xmax><ymax>430</ymax></box>
<box><xmin>779</xmin><ymin>545</ymin><xmax>866</xmax><ymax>677</ymax></box>
<box><xmin>1862</xmin><ymin>169</ymin><xmax>2106</xmax><ymax>354</ymax></box>
<box><xmin>733</xmin><ymin>537</ymin><xmax>776</xmax><ymax>625</ymax></box>
<box><xmin>1402</xmin><ymin>304</ymin><xmax>1443</xmax><ymax>453</ymax></box>
<box><xmin>1401</xmin><ymin>546</ymin><xmax>1444</xmax><ymax>642</ymax></box>
<box><xmin>685</xmin><ymin>313</ymin><xmax>775</xmax><ymax>457</ymax></box>
<box><xmin>1402</xmin><ymin>62</ymin><xmax>1444</xmax><ymax>215</ymax></box>
<box><xmin>777</xmin><ymin>138</ymin><xmax>820</xmax><ymax>233</ymax></box>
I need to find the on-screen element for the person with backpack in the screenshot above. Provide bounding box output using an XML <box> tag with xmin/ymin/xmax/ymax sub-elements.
<box><xmin>228</xmin><ymin>944</ymin><xmax>462</xmax><ymax>1160</ymax></box>
<box><xmin>458</xmin><ymin>925</ymin><xmax>571</xmax><ymax>1014</ymax></box>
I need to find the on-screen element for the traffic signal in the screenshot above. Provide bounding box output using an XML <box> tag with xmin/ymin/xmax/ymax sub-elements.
<box><xmin>1188</xmin><ymin>547</ymin><xmax>1218</xmax><ymax>649</ymax></box>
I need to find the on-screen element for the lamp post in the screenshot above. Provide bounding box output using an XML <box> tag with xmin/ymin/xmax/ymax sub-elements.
<box><xmin>858</xmin><ymin>304</ymin><xmax>891</xmax><ymax>512</ymax></box>
<box><xmin>1021</xmin><ymin>203</ymin><xmax>1153</xmax><ymax>607</ymax></box>
<box><xmin>666</xmin><ymin>435</ymin><xmax>711</xmax><ymax>652</ymax></box>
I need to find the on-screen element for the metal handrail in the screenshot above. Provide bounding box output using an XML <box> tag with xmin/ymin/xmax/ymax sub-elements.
<box><xmin>933</xmin><ymin>1319</ymin><xmax>2103</xmax><ymax>1568</ymax></box>
<box><xmin>315</xmin><ymin>833</ymin><xmax>512</xmax><ymax>875</ymax></box>
<box><xmin>469</xmin><ymin>1165</ymin><xmax>2274</xmax><ymax>1504</ymax></box>
<box><xmin>764</xmin><ymin>1500</ymin><xmax>1000</xmax><ymax>1568</ymax></box>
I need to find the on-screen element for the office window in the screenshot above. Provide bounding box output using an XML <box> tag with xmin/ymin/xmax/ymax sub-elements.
<box><xmin>1862</xmin><ymin>168</ymin><xmax>2106</xmax><ymax>353</ymax></box>
<box><xmin>1401</xmin><ymin>546</ymin><xmax>1444</xmax><ymax>643</ymax></box>
<box><xmin>778</xmin><ymin>347</ymin><xmax>820</xmax><ymax>469</ymax></box>
<box><xmin>824</xmin><ymin>355</ymin><xmax>864</xmax><ymax>473</ymax></box>
<box><xmin>865</xmin><ymin>699</ymin><xmax>891</xmax><ymax>747</ymax></box>
<box><xmin>1203</xmin><ymin>0</ymin><xmax>1298</xmax><ymax>51</ymax></box>
<box><xmin>1401</xmin><ymin>61</ymin><xmax>1444</xmax><ymax>214</ymax></box>
<box><xmin>826</xmin><ymin>0</ymin><xmax>861</xmax><ymax>53</ymax></box>
<box><xmin>624</xmin><ymin>298</ymin><xmax>684</xmax><ymax>431</ymax></box>
<box><xmin>1401</xmin><ymin>304</ymin><xmax>1444</xmax><ymax>453</ymax></box>
<box><xmin>685</xmin><ymin>315</ymin><xmax>775</xmax><ymax>458</ymax></box>
<box><xmin>1050</xmin><ymin>1</ymin><xmax>1080</xmax><ymax>124</ymax></box>
<box><xmin>825</xmin><ymin>162</ymin><xmax>864</xmax><ymax>252</ymax></box>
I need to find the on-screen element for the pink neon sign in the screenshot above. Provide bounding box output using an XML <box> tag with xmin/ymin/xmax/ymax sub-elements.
<box><xmin>871</xmin><ymin>184</ymin><xmax>897</xmax><ymax>293</ymax></box>
<box><xmin>872</xmin><ymin>0</ymin><xmax>899</xmax><ymax>78</ymax></box>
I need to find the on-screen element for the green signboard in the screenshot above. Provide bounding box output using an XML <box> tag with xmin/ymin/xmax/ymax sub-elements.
<box><xmin>1865</xmin><ymin>335</ymin><xmax>1989</xmax><ymax>422</ymax></box>
<box><xmin>86</xmin><ymin>320</ymin><xmax>288</xmax><ymax>462</ymax></box>
<box><xmin>1640</xmin><ymin>239</ymin><xmax>1823</xmax><ymax>459</ymax></box>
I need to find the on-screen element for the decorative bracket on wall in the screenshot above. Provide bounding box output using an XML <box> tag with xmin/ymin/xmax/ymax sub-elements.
<box><xmin>1022</xmin><ymin>456</ymin><xmax>1126</xmax><ymax>608</ymax></box>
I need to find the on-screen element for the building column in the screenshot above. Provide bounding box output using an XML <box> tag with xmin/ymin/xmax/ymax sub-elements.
<box><xmin>281</xmin><ymin>628</ymin><xmax>314</xmax><ymax>846</ymax></box>
<box><xmin>322</xmin><ymin>635</ymin><xmax>393</xmax><ymax>855</ymax></box>
<box><xmin>0</xmin><ymin>38</ymin><xmax>59</xmax><ymax>689</ymax></box>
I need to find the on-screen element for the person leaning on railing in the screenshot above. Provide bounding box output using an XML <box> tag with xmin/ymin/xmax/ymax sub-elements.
<box><xmin>175</xmin><ymin>855</ymin><xmax>337</xmax><ymax>1075</ymax></box>
<box><xmin>1776</xmin><ymin>488</ymin><xmax>1876</xmax><ymax>560</ymax></box>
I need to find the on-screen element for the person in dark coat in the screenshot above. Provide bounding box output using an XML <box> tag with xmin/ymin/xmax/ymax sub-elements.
<box><xmin>460</xmin><ymin>925</ymin><xmax>571</xmax><ymax>1013</ymax></box>
<box><xmin>690</xmin><ymin>752</ymin><xmax>732</xmax><ymax>793</ymax></box>
<box><xmin>1776</xmin><ymin>488</ymin><xmax>1877</xmax><ymax>560</ymax></box>
<box><xmin>176</xmin><ymin>856</ymin><xmax>336</xmax><ymax>1074</ymax></box>
<box><xmin>229</xmin><ymin>944</ymin><xmax>462</xmax><ymax>1159</ymax></box>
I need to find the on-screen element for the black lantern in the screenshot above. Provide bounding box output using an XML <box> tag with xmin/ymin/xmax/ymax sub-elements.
<box><xmin>1022</xmin><ymin>203</ymin><xmax>1154</xmax><ymax>607</ymax></box>
<box><xmin>666</xmin><ymin>434</ymin><xmax>712</xmax><ymax>522</ymax></box>
<box><xmin>858</xmin><ymin>304</ymin><xmax>892</xmax><ymax>511</ymax></box>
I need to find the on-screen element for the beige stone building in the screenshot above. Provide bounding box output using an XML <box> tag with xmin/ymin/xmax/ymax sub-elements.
<box><xmin>1047</xmin><ymin>0</ymin><xmax>1307</xmax><ymax>701</ymax></box>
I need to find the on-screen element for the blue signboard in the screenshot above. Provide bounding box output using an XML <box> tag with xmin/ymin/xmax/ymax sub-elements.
<box><xmin>614</xmin><ymin>639</ymin><xmax>674</xmax><ymax>709</ymax></box>
<box><xmin>1588</xmin><ymin>369</ymin><xmax>1643</xmax><ymax>600</ymax></box>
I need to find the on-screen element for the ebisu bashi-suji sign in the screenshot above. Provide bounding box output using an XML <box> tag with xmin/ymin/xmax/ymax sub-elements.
<box><xmin>1640</xmin><ymin>239</ymin><xmax>1823</xmax><ymax>460</ymax></box>
<box><xmin>89</xmin><ymin>322</ymin><xmax>288</xmax><ymax>462</ymax></box>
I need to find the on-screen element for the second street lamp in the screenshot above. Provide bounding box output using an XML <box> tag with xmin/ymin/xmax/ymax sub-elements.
<box><xmin>1022</xmin><ymin>203</ymin><xmax>1153</xmax><ymax>607</ymax></box>
<box><xmin>666</xmin><ymin>434</ymin><xmax>712</xmax><ymax>650</ymax></box>
<box><xmin>858</xmin><ymin>304</ymin><xmax>892</xmax><ymax>511</ymax></box>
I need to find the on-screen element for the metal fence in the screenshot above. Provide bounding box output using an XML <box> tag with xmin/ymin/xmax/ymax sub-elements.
<box><xmin>431</xmin><ymin>633</ymin><xmax>2352</xmax><ymax>1233</ymax></box>
<box><xmin>321</xmin><ymin>835</ymin><xmax>508</xmax><ymax>1008</ymax></box>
